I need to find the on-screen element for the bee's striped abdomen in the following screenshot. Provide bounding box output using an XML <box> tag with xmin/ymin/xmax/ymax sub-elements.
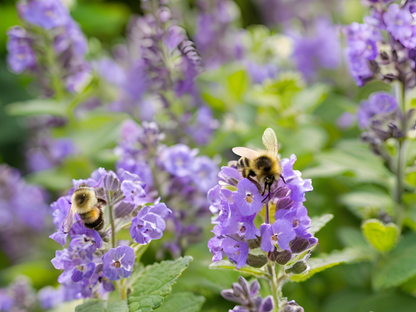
<box><xmin>79</xmin><ymin>207</ymin><xmax>104</xmax><ymax>231</ymax></box>
<box><xmin>237</xmin><ymin>157</ymin><xmax>256</xmax><ymax>178</ymax></box>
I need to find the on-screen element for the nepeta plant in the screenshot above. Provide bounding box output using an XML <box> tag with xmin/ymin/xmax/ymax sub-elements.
<box><xmin>48</xmin><ymin>166</ymin><xmax>203</xmax><ymax>310</ymax></box>
<box><xmin>207</xmin><ymin>135</ymin><xmax>323</xmax><ymax>311</ymax></box>
<box><xmin>344</xmin><ymin>0</ymin><xmax>416</xmax><ymax>229</ymax></box>
<box><xmin>6</xmin><ymin>0</ymin><xmax>90</xmax><ymax>97</ymax></box>
<box><xmin>116</xmin><ymin>120</ymin><xmax>218</xmax><ymax>257</ymax></box>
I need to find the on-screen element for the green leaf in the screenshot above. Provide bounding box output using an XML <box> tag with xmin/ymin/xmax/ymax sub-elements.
<box><xmin>209</xmin><ymin>260</ymin><xmax>267</xmax><ymax>278</ymax></box>
<box><xmin>372</xmin><ymin>233</ymin><xmax>416</xmax><ymax>290</ymax></box>
<box><xmin>154</xmin><ymin>292</ymin><xmax>205</xmax><ymax>312</ymax></box>
<box><xmin>201</xmin><ymin>93</ymin><xmax>226</xmax><ymax>111</ymax></box>
<box><xmin>362</xmin><ymin>219</ymin><xmax>399</xmax><ymax>253</ymax></box>
<box><xmin>5</xmin><ymin>99</ymin><xmax>66</xmax><ymax>117</ymax></box>
<box><xmin>290</xmin><ymin>248</ymin><xmax>373</xmax><ymax>282</ymax></box>
<box><xmin>340</xmin><ymin>191</ymin><xmax>394</xmax><ymax>220</ymax></box>
<box><xmin>75</xmin><ymin>299</ymin><xmax>106</xmax><ymax>312</ymax></box>
<box><xmin>108</xmin><ymin>300</ymin><xmax>128</xmax><ymax>312</ymax></box>
<box><xmin>292</xmin><ymin>84</ymin><xmax>329</xmax><ymax>113</ymax></box>
<box><xmin>337</xmin><ymin>227</ymin><xmax>369</xmax><ymax>249</ymax></box>
<box><xmin>227</xmin><ymin>70</ymin><xmax>248</xmax><ymax>99</ymax></box>
<box><xmin>310</xmin><ymin>214</ymin><xmax>334</xmax><ymax>235</ymax></box>
<box><xmin>128</xmin><ymin>256</ymin><xmax>192</xmax><ymax>312</ymax></box>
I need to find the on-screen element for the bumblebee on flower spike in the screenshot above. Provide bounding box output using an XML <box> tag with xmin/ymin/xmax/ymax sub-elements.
<box><xmin>232</xmin><ymin>128</ymin><xmax>285</xmax><ymax>202</ymax></box>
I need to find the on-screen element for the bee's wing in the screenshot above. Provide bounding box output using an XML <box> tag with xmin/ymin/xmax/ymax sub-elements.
<box><xmin>232</xmin><ymin>147</ymin><xmax>259</xmax><ymax>160</ymax></box>
<box><xmin>63</xmin><ymin>205</ymin><xmax>76</xmax><ymax>234</ymax></box>
<box><xmin>262</xmin><ymin>128</ymin><xmax>278</xmax><ymax>156</ymax></box>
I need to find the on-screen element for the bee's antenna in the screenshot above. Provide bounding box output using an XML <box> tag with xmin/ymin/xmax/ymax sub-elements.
<box><xmin>280</xmin><ymin>174</ymin><xmax>286</xmax><ymax>184</ymax></box>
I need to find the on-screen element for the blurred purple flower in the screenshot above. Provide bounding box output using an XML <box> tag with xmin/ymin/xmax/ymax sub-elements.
<box><xmin>6</xmin><ymin>26</ymin><xmax>36</xmax><ymax>74</ymax></box>
<box><xmin>291</xmin><ymin>17</ymin><xmax>341</xmax><ymax>80</ymax></box>
<box><xmin>37</xmin><ymin>286</ymin><xmax>64</xmax><ymax>310</ymax></box>
<box><xmin>246</xmin><ymin>61</ymin><xmax>278</xmax><ymax>84</ymax></box>
<box><xmin>159</xmin><ymin>144</ymin><xmax>199</xmax><ymax>177</ymax></box>
<box><xmin>357</xmin><ymin>92</ymin><xmax>398</xmax><ymax>128</ymax></box>
<box><xmin>18</xmin><ymin>0</ymin><xmax>69</xmax><ymax>29</ymax></box>
<box><xmin>337</xmin><ymin>112</ymin><xmax>355</xmax><ymax>129</ymax></box>
<box><xmin>383</xmin><ymin>4</ymin><xmax>416</xmax><ymax>49</ymax></box>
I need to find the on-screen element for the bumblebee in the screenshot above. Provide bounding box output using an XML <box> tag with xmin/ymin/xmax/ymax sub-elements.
<box><xmin>63</xmin><ymin>184</ymin><xmax>107</xmax><ymax>233</ymax></box>
<box><xmin>233</xmin><ymin>128</ymin><xmax>285</xmax><ymax>201</ymax></box>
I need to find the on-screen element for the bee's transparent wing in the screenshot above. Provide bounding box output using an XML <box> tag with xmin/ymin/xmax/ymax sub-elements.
<box><xmin>262</xmin><ymin>128</ymin><xmax>278</xmax><ymax>156</ymax></box>
<box><xmin>63</xmin><ymin>206</ymin><xmax>76</xmax><ymax>234</ymax></box>
<box><xmin>232</xmin><ymin>147</ymin><xmax>259</xmax><ymax>160</ymax></box>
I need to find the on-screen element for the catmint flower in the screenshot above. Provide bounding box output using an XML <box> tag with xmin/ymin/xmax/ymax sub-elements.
<box><xmin>208</xmin><ymin>152</ymin><xmax>317</xmax><ymax>269</ymax></box>
<box><xmin>6</xmin><ymin>26</ymin><xmax>36</xmax><ymax>74</ymax></box>
<box><xmin>221</xmin><ymin>276</ymin><xmax>274</xmax><ymax>312</ymax></box>
<box><xmin>8</xmin><ymin>276</ymin><xmax>36</xmax><ymax>312</ymax></box>
<box><xmin>232</xmin><ymin>179</ymin><xmax>263</xmax><ymax>217</ymax></box>
<box><xmin>246</xmin><ymin>61</ymin><xmax>278</xmax><ymax>84</ymax></box>
<box><xmin>130</xmin><ymin>203</ymin><xmax>172</xmax><ymax>244</ymax></box>
<box><xmin>337</xmin><ymin>112</ymin><xmax>355</xmax><ymax>129</ymax></box>
<box><xmin>383</xmin><ymin>4</ymin><xmax>416</xmax><ymax>48</ymax></box>
<box><xmin>102</xmin><ymin>246</ymin><xmax>135</xmax><ymax>280</ymax></box>
<box><xmin>120</xmin><ymin>171</ymin><xmax>147</xmax><ymax>205</ymax></box>
<box><xmin>18</xmin><ymin>0</ymin><xmax>69</xmax><ymax>29</ymax></box>
<box><xmin>260</xmin><ymin>220</ymin><xmax>296</xmax><ymax>252</ymax></box>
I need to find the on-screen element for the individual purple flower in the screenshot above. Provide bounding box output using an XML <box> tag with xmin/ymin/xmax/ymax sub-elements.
<box><xmin>6</xmin><ymin>26</ymin><xmax>36</xmax><ymax>74</ymax></box>
<box><xmin>260</xmin><ymin>220</ymin><xmax>296</xmax><ymax>252</ymax></box>
<box><xmin>102</xmin><ymin>246</ymin><xmax>135</xmax><ymax>280</ymax></box>
<box><xmin>130</xmin><ymin>203</ymin><xmax>171</xmax><ymax>244</ymax></box>
<box><xmin>222</xmin><ymin>237</ymin><xmax>249</xmax><ymax>269</ymax></box>
<box><xmin>120</xmin><ymin>171</ymin><xmax>147</xmax><ymax>205</ymax></box>
<box><xmin>357</xmin><ymin>92</ymin><xmax>398</xmax><ymax>128</ymax></box>
<box><xmin>18</xmin><ymin>0</ymin><xmax>70</xmax><ymax>29</ymax></box>
<box><xmin>159</xmin><ymin>144</ymin><xmax>198</xmax><ymax>177</ymax></box>
<box><xmin>71</xmin><ymin>262</ymin><xmax>96</xmax><ymax>282</ymax></box>
<box><xmin>187</xmin><ymin>106</ymin><xmax>219</xmax><ymax>145</ymax></box>
<box><xmin>232</xmin><ymin>179</ymin><xmax>263</xmax><ymax>217</ymax></box>
<box><xmin>280</xmin><ymin>155</ymin><xmax>313</xmax><ymax>202</ymax></box>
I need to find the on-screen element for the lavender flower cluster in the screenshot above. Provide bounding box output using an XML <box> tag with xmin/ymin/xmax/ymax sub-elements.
<box><xmin>116</xmin><ymin>120</ymin><xmax>219</xmax><ymax>257</ymax></box>
<box><xmin>343</xmin><ymin>0</ymin><xmax>416</xmax><ymax>87</ymax></box>
<box><xmin>208</xmin><ymin>154</ymin><xmax>316</xmax><ymax>270</ymax></box>
<box><xmin>0</xmin><ymin>164</ymin><xmax>49</xmax><ymax>262</ymax></box>
<box><xmin>49</xmin><ymin>167</ymin><xmax>171</xmax><ymax>303</ymax></box>
<box><xmin>6</xmin><ymin>0</ymin><xmax>90</xmax><ymax>95</ymax></box>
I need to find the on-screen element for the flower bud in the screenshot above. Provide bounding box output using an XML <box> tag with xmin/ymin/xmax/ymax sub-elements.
<box><xmin>290</xmin><ymin>237</ymin><xmax>309</xmax><ymax>253</ymax></box>
<box><xmin>245</xmin><ymin>253</ymin><xmax>268</xmax><ymax>268</ymax></box>
<box><xmin>285</xmin><ymin>261</ymin><xmax>308</xmax><ymax>274</ymax></box>
<box><xmin>275</xmin><ymin>249</ymin><xmax>292</xmax><ymax>265</ymax></box>
<box><xmin>247</xmin><ymin>237</ymin><xmax>261</xmax><ymax>249</ymax></box>
<box><xmin>281</xmin><ymin>300</ymin><xmax>305</xmax><ymax>312</ymax></box>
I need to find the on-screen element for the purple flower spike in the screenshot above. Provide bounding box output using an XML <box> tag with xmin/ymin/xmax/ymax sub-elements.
<box><xmin>232</xmin><ymin>179</ymin><xmax>263</xmax><ymax>217</ymax></box>
<box><xmin>102</xmin><ymin>246</ymin><xmax>135</xmax><ymax>281</ymax></box>
<box><xmin>357</xmin><ymin>92</ymin><xmax>398</xmax><ymax>129</ymax></box>
<box><xmin>19</xmin><ymin>0</ymin><xmax>70</xmax><ymax>29</ymax></box>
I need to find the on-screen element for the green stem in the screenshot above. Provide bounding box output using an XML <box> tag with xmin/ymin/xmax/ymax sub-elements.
<box><xmin>267</xmin><ymin>262</ymin><xmax>282</xmax><ymax>311</ymax></box>
<box><xmin>106</xmin><ymin>190</ymin><xmax>117</xmax><ymax>248</ymax></box>
<box><xmin>396</xmin><ymin>140</ymin><xmax>407</xmax><ymax>228</ymax></box>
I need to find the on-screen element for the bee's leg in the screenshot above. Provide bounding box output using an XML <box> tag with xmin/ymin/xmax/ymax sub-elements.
<box><xmin>247</xmin><ymin>176</ymin><xmax>262</xmax><ymax>193</ymax></box>
<box><xmin>262</xmin><ymin>183</ymin><xmax>271</xmax><ymax>203</ymax></box>
<box><xmin>280</xmin><ymin>174</ymin><xmax>286</xmax><ymax>184</ymax></box>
